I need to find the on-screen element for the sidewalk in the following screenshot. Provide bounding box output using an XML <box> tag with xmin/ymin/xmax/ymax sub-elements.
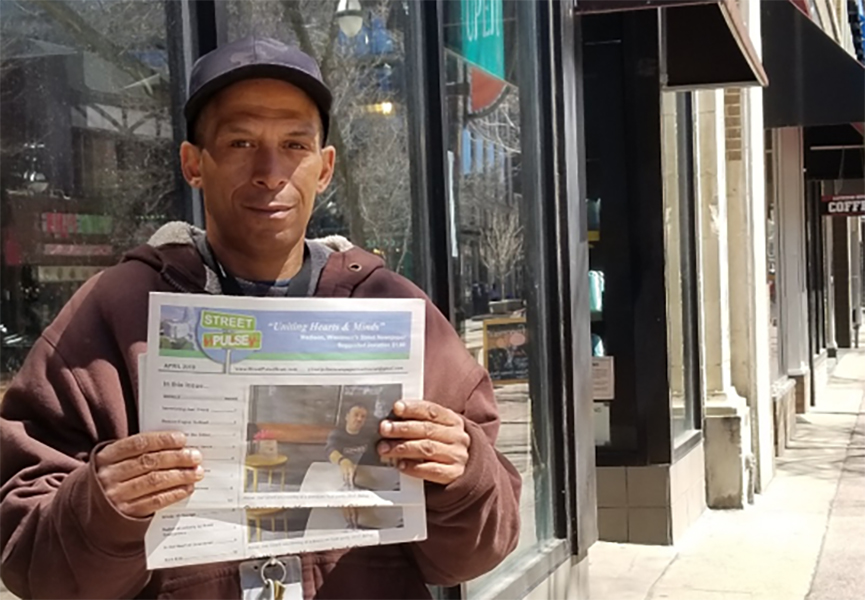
<box><xmin>588</xmin><ymin>349</ymin><xmax>865</xmax><ymax>600</ymax></box>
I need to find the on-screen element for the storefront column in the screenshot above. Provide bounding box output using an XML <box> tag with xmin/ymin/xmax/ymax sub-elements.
<box><xmin>727</xmin><ymin>0</ymin><xmax>775</xmax><ymax>492</ymax></box>
<box><xmin>776</xmin><ymin>128</ymin><xmax>811</xmax><ymax>414</ymax></box>
<box><xmin>694</xmin><ymin>89</ymin><xmax>751</xmax><ymax>508</ymax></box>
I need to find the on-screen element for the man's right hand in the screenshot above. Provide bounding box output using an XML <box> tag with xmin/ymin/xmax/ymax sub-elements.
<box><xmin>339</xmin><ymin>458</ymin><xmax>356</xmax><ymax>486</ymax></box>
<box><xmin>95</xmin><ymin>431</ymin><xmax>203</xmax><ymax>518</ymax></box>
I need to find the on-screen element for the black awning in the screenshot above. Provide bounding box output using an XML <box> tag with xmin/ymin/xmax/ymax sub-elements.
<box><xmin>762</xmin><ymin>0</ymin><xmax>865</xmax><ymax>128</ymax></box>
<box><xmin>575</xmin><ymin>0</ymin><xmax>767</xmax><ymax>89</ymax></box>
<box><xmin>804</xmin><ymin>124</ymin><xmax>865</xmax><ymax>180</ymax></box>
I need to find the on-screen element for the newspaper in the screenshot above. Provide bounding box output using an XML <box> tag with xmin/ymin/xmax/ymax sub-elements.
<box><xmin>139</xmin><ymin>292</ymin><xmax>428</xmax><ymax>569</ymax></box>
<box><xmin>145</xmin><ymin>505</ymin><xmax>427</xmax><ymax>568</ymax></box>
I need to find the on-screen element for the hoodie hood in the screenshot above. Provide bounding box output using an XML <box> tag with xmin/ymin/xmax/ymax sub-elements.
<box><xmin>121</xmin><ymin>220</ymin><xmax>356</xmax><ymax>295</ymax></box>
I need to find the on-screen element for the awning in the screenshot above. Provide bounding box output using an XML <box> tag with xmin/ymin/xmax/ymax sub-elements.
<box><xmin>575</xmin><ymin>0</ymin><xmax>768</xmax><ymax>88</ymax></box>
<box><xmin>762</xmin><ymin>0</ymin><xmax>865</xmax><ymax>128</ymax></box>
<box><xmin>804</xmin><ymin>124</ymin><xmax>865</xmax><ymax>180</ymax></box>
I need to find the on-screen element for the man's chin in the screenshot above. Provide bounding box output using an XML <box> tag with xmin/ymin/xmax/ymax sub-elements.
<box><xmin>236</xmin><ymin>227</ymin><xmax>306</xmax><ymax>256</ymax></box>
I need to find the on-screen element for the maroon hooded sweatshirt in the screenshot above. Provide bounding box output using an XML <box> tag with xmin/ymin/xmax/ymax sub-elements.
<box><xmin>0</xmin><ymin>227</ymin><xmax>521</xmax><ymax>599</ymax></box>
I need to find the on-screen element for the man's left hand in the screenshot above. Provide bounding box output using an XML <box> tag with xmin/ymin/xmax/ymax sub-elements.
<box><xmin>377</xmin><ymin>400</ymin><xmax>471</xmax><ymax>485</ymax></box>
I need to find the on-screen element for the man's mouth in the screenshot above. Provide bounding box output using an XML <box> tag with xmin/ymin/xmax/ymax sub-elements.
<box><xmin>244</xmin><ymin>204</ymin><xmax>295</xmax><ymax>217</ymax></box>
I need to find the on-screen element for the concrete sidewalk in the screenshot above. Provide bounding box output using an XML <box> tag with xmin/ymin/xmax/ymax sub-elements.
<box><xmin>588</xmin><ymin>349</ymin><xmax>865</xmax><ymax>600</ymax></box>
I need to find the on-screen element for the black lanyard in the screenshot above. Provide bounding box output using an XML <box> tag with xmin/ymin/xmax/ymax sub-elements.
<box><xmin>194</xmin><ymin>236</ymin><xmax>312</xmax><ymax>298</ymax></box>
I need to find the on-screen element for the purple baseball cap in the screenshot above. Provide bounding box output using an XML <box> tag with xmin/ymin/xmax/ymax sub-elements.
<box><xmin>184</xmin><ymin>36</ymin><xmax>333</xmax><ymax>143</ymax></box>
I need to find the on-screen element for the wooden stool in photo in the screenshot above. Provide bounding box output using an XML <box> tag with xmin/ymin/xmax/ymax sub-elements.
<box><xmin>244</xmin><ymin>453</ymin><xmax>288</xmax><ymax>492</ymax></box>
<box><xmin>247</xmin><ymin>508</ymin><xmax>286</xmax><ymax>542</ymax></box>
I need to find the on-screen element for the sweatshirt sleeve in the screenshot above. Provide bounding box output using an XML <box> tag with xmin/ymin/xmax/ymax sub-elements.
<box><xmin>0</xmin><ymin>334</ymin><xmax>151</xmax><ymax>599</ymax></box>
<box><xmin>407</xmin><ymin>370</ymin><xmax>522</xmax><ymax>586</ymax></box>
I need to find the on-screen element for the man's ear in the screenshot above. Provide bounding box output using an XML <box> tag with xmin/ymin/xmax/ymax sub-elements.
<box><xmin>180</xmin><ymin>141</ymin><xmax>204</xmax><ymax>189</ymax></box>
<box><xmin>317</xmin><ymin>145</ymin><xmax>337</xmax><ymax>194</ymax></box>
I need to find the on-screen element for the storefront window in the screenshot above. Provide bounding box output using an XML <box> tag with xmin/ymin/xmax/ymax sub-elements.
<box><xmin>765</xmin><ymin>130</ymin><xmax>785</xmax><ymax>382</ymax></box>
<box><xmin>225</xmin><ymin>0</ymin><xmax>419</xmax><ymax>282</ymax></box>
<box><xmin>442</xmin><ymin>0</ymin><xmax>556</xmax><ymax>594</ymax></box>
<box><xmin>660</xmin><ymin>91</ymin><xmax>701</xmax><ymax>443</ymax></box>
<box><xmin>1</xmin><ymin>0</ymin><xmax>183</xmax><ymax>391</ymax></box>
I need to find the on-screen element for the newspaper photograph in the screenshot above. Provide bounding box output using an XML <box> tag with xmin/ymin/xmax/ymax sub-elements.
<box><xmin>145</xmin><ymin>505</ymin><xmax>427</xmax><ymax>569</ymax></box>
<box><xmin>141</xmin><ymin>292</ymin><xmax>426</xmax><ymax>509</ymax></box>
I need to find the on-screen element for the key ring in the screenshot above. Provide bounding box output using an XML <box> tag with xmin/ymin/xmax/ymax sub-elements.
<box><xmin>260</xmin><ymin>557</ymin><xmax>287</xmax><ymax>584</ymax></box>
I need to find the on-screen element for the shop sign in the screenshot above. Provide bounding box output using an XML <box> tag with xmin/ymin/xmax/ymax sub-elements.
<box><xmin>821</xmin><ymin>194</ymin><xmax>865</xmax><ymax>217</ymax></box>
<box><xmin>41</xmin><ymin>212</ymin><xmax>113</xmax><ymax>236</ymax></box>
<box><xmin>482</xmin><ymin>317</ymin><xmax>529</xmax><ymax>385</ymax></box>
<box><xmin>41</xmin><ymin>243</ymin><xmax>114</xmax><ymax>257</ymax></box>
<box><xmin>36</xmin><ymin>265</ymin><xmax>103</xmax><ymax>283</ymax></box>
<box><xmin>460</xmin><ymin>0</ymin><xmax>504</xmax><ymax>80</ymax></box>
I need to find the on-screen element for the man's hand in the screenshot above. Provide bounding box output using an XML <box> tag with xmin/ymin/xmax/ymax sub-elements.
<box><xmin>95</xmin><ymin>431</ymin><xmax>203</xmax><ymax>518</ymax></box>
<box><xmin>377</xmin><ymin>400</ymin><xmax>470</xmax><ymax>486</ymax></box>
<box><xmin>338</xmin><ymin>457</ymin><xmax>356</xmax><ymax>486</ymax></box>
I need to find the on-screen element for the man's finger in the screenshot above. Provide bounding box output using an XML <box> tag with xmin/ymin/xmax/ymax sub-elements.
<box><xmin>106</xmin><ymin>466</ymin><xmax>203</xmax><ymax>505</ymax></box>
<box><xmin>377</xmin><ymin>439</ymin><xmax>467</xmax><ymax>465</ymax></box>
<box><xmin>96</xmin><ymin>431</ymin><xmax>187</xmax><ymax>467</ymax></box>
<box><xmin>397</xmin><ymin>460</ymin><xmax>464</xmax><ymax>486</ymax></box>
<box><xmin>99</xmin><ymin>448</ymin><xmax>203</xmax><ymax>484</ymax></box>
<box><xmin>392</xmin><ymin>400</ymin><xmax>462</xmax><ymax>426</ymax></box>
<box><xmin>379</xmin><ymin>418</ymin><xmax>465</xmax><ymax>443</ymax></box>
<box><xmin>118</xmin><ymin>485</ymin><xmax>196</xmax><ymax>518</ymax></box>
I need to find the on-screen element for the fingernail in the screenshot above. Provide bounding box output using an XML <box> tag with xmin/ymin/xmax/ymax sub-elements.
<box><xmin>398</xmin><ymin>461</ymin><xmax>407</xmax><ymax>471</ymax></box>
<box><xmin>195</xmin><ymin>466</ymin><xmax>205</xmax><ymax>479</ymax></box>
<box><xmin>378</xmin><ymin>441</ymin><xmax>390</xmax><ymax>454</ymax></box>
<box><xmin>394</xmin><ymin>401</ymin><xmax>405</xmax><ymax>415</ymax></box>
<box><xmin>189</xmin><ymin>449</ymin><xmax>203</xmax><ymax>463</ymax></box>
<box><xmin>381</xmin><ymin>421</ymin><xmax>393</xmax><ymax>434</ymax></box>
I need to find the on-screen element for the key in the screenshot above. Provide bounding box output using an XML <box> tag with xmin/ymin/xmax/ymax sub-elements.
<box><xmin>260</xmin><ymin>580</ymin><xmax>276</xmax><ymax>600</ymax></box>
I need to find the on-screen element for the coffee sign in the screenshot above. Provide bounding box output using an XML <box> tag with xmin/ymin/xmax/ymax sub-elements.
<box><xmin>821</xmin><ymin>194</ymin><xmax>865</xmax><ymax>217</ymax></box>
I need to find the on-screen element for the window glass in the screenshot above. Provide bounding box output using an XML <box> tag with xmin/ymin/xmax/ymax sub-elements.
<box><xmin>442</xmin><ymin>0</ymin><xmax>556</xmax><ymax>594</ymax></box>
<box><xmin>660</xmin><ymin>91</ymin><xmax>700</xmax><ymax>442</ymax></box>
<box><xmin>1</xmin><ymin>0</ymin><xmax>183</xmax><ymax>391</ymax></box>
<box><xmin>225</xmin><ymin>0</ymin><xmax>419</xmax><ymax>282</ymax></box>
<box><xmin>765</xmin><ymin>130</ymin><xmax>785</xmax><ymax>383</ymax></box>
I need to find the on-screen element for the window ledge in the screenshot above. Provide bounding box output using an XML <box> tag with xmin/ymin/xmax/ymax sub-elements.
<box><xmin>470</xmin><ymin>539</ymin><xmax>571</xmax><ymax>600</ymax></box>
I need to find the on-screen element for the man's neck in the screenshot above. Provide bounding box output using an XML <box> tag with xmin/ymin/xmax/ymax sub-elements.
<box><xmin>207</xmin><ymin>237</ymin><xmax>305</xmax><ymax>282</ymax></box>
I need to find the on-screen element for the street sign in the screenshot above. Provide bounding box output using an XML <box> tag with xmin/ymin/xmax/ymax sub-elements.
<box><xmin>821</xmin><ymin>193</ymin><xmax>865</xmax><ymax>217</ymax></box>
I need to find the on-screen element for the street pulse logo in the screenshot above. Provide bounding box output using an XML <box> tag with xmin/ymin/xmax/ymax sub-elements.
<box><xmin>200</xmin><ymin>310</ymin><xmax>263</xmax><ymax>350</ymax></box>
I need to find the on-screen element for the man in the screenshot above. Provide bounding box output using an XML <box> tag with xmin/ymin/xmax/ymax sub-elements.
<box><xmin>326</xmin><ymin>404</ymin><xmax>371</xmax><ymax>486</ymax></box>
<box><xmin>0</xmin><ymin>37</ymin><xmax>521</xmax><ymax>599</ymax></box>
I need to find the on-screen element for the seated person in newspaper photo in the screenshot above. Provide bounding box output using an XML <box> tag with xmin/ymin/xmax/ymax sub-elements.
<box><xmin>0</xmin><ymin>36</ymin><xmax>522</xmax><ymax>599</ymax></box>
<box><xmin>326</xmin><ymin>404</ymin><xmax>374</xmax><ymax>486</ymax></box>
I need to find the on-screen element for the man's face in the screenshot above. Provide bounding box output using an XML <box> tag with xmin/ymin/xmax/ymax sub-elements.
<box><xmin>346</xmin><ymin>406</ymin><xmax>368</xmax><ymax>435</ymax></box>
<box><xmin>180</xmin><ymin>78</ymin><xmax>335</xmax><ymax>265</ymax></box>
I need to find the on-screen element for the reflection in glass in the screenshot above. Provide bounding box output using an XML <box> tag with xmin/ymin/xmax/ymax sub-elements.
<box><xmin>0</xmin><ymin>0</ymin><xmax>181</xmax><ymax>385</ymax></box>
<box><xmin>766</xmin><ymin>130</ymin><xmax>784</xmax><ymax>383</ymax></box>
<box><xmin>441</xmin><ymin>0</ymin><xmax>553</xmax><ymax>594</ymax></box>
<box><xmin>661</xmin><ymin>91</ymin><xmax>699</xmax><ymax>441</ymax></box>
<box><xmin>226</xmin><ymin>0</ymin><xmax>417</xmax><ymax>280</ymax></box>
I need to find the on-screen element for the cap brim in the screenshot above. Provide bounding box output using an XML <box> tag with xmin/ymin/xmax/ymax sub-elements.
<box><xmin>184</xmin><ymin>63</ymin><xmax>332</xmax><ymax>143</ymax></box>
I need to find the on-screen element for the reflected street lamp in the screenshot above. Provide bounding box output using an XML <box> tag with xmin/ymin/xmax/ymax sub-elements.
<box><xmin>336</xmin><ymin>0</ymin><xmax>364</xmax><ymax>38</ymax></box>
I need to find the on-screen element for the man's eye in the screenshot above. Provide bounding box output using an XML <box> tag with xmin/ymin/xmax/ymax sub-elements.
<box><xmin>230</xmin><ymin>140</ymin><xmax>252</xmax><ymax>148</ymax></box>
<box><xmin>285</xmin><ymin>141</ymin><xmax>308</xmax><ymax>150</ymax></box>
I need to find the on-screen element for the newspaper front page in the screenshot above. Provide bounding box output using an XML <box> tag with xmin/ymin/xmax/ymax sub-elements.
<box><xmin>139</xmin><ymin>293</ymin><xmax>427</xmax><ymax>568</ymax></box>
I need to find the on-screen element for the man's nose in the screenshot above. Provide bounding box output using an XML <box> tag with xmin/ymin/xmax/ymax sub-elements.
<box><xmin>251</xmin><ymin>148</ymin><xmax>291</xmax><ymax>190</ymax></box>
